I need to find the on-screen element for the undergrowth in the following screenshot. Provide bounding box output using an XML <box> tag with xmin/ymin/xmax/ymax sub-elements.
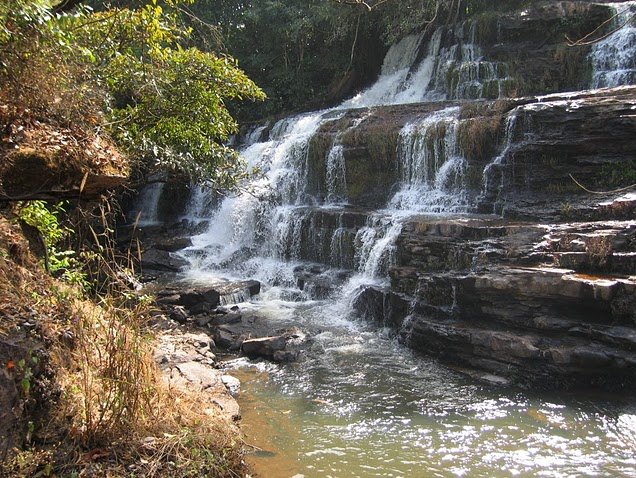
<box><xmin>0</xmin><ymin>203</ymin><xmax>246</xmax><ymax>477</ymax></box>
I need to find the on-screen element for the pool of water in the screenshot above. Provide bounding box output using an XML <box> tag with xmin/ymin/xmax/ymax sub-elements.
<box><xmin>219</xmin><ymin>290</ymin><xmax>636</xmax><ymax>478</ymax></box>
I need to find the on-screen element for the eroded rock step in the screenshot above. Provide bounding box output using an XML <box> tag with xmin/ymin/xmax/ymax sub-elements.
<box><xmin>357</xmin><ymin>266</ymin><xmax>636</xmax><ymax>389</ymax></box>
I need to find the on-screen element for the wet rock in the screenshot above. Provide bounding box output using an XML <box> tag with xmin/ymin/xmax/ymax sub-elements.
<box><xmin>141</xmin><ymin>248</ymin><xmax>188</xmax><ymax>272</ymax></box>
<box><xmin>195</xmin><ymin>316</ymin><xmax>214</xmax><ymax>327</ymax></box>
<box><xmin>167</xmin><ymin>305</ymin><xmax>188</xmax><ymax>324</ymax></box>
<box><xmin>188</xmin><ymin>301</ymin><xmax>214</xmax><ymax>315</ymax></box>
<box><xmin>209</xmin><ymin>312</ymin><xmax>243</xmax><ymax>327</ymax></box>
<box><xmin>221</xmin><ymin>375</ymin><xmax>241</xmax><ymax>397</ymax></box>
<box><xmin>216</xmin><ymin>280</ymin><xmax>261</xmax><ymax>303</ymax></box>
<box><xmin>155</xmin><ymin>286</ymin><xmax>222</xmax><ymax>318</ymax></box>
<box><xmin>352</xmin><ymin>286</ymin><xmax>410</xmax><ymax>329</ymax></box>
<box><xmin>214</xmin><ymin>326</ymin><xmax>243</xmax><ymax>351</ymax></box>
<box><xmin>153</xmin><ymin>236</ymin><xmax>192</xmax><ymax>252</ymax></box>
<box><xmin>217</xmin><ymin>247</ymin><xmax>257</xmax><ymax>268</ymax></box>
<box><xmin>178</xmin><ymin>289</ymin><xmax>221</xmax><ymax>308</ymax></box>
<box><xmin>294</xmin><ymin>264</ymin><xmax>347</xmax><ymax>299</ymax></box>
<box><xmin>242</xmin><ymin>336</ymin><xmax>287</xmax><ymax>358</ymax></box>
<box><xmin>272</xmin><ymin>350</ymin><xmax>301</xmax><ymax>362</ymax></box>
<box><xmin>238</xmin><ymin>327</ymin><xmax>309</xmax><ymax>362</ymax></box>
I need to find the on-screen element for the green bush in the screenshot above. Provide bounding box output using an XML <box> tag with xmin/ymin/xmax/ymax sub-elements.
<box><xmin>17</xmin><ymin>201</ymin><xmax>89</xmax><ymax>288</ymax></box>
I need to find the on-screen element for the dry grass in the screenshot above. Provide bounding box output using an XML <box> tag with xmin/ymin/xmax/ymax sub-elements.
<box><xmin>585</xmin><ymin>235</ymin><xmax>613</xmax><ymax>271</ymax></box>
<box><xmin>0</xmin><ymin>30</ymin><xmax>128</xmax><ymax>200</ymax></box>
<box><xmin>457</xmin><ymin>115</ymin><xmax>503</xmax><ymax>161</ymax></box>
<box><xmin>0</xmin><ymin>214</ymin><xmax>247</xmax><ymax>478</ymax></box>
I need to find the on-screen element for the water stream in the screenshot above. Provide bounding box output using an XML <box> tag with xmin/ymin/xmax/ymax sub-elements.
<box><xmin>168</xmin><ymin>12</ymin><xmax>636</xmax><ymax>477</ymax></box>
<box><xmin>229</xmin><ymin>298</ymin><xmax>636</xmax><ymax>478</ymax></box>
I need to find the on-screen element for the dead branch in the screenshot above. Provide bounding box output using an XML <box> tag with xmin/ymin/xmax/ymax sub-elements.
<box><xmin>566</xmin><ymin>8</ymin><xmax>634</xmax><ymax>46</ymax></box>
<box><xmin>569</xmin><ymin>174</ymin><xmax>636</xmax><ymax>195</ymax></box>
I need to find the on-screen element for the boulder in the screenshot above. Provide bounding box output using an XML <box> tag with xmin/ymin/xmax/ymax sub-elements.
<box><xmin>241</xmin><ymin>336</ymin><xmax>287</xmax><ymax>359</ymax></box>
<box><xmin>221</xmin><ymin>375</ymin><xmax>241</xmax><ymax>397</ymax></box>
<box><xmin>216</xmin><ymin>280</ymin><xmax>261</xmax><ymax>303</ymax></box>
<box><xmin>141</xmin><ymin>248</ymin><xmax>188</xmax><ymax>272</ymax></box>
<box><xmin>209</xmin><ymin>312</ymin><xmax>243</xmax><ymax>327</ymax></box>
<box><xmin>167</xmin><ymin>305</ymin><xmax>188</xmax><ymax>324</ymax></box>
<box><xmin>153</xmin><ymin>236</ymin><xmax>193</xmax><ymax>252</ymax></box>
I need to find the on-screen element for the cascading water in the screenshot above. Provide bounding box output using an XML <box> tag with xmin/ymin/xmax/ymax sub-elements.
<box><xmin>168</xmin><ymin>11</ymin><xmax>636</xmax><ymax>476</ymax></box>
<box><xmin>129</xmin><ymin>182</ymin><xmax>165</xmax><ymax>225</ymax></box>
<box><xmin>342</xmin><ymin>20</ymin><xmax>513</xmax><ymax>108</ymax></box>
<box><xmin>389</xmin><ymin>106</ymin><xmax>469</xmax><ymax>213</ymax></box>
<box><xmin>422</xmin><ymin>21</ymin><xmax>513</xmax><ymax>101</ymax></box>
<box><xmin>479</xmin><ymin>108</ymin><xmax>521</xmax><ymax>212</ymax></box>
<box><xmin>186</xmin><ymin>111</ymin><xmax>331</xmax><ymax>283</ymax></box>
<box><xmin>590</xmin><ymin>1</ymin><xmax>636</xmax><ymax>88</ymax></box>
<box><xmin>341</xmin><ymin>33</ymin><xmax>426</xmax><ymax>108</ymax></box>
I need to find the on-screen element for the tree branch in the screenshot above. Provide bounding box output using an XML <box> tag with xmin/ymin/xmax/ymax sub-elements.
<box><xmin>566</xmin><ymin>7</ymin><xmax>634</xmax><ymax>46</ymax></box>
<box><xmin>569</xmin><ymin>174</ymin><xmax>636</xmax><ymax>194</ymax></box>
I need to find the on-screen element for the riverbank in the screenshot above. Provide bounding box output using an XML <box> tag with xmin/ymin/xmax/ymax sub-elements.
<box><xmin>153</xmin><ymin>275</ymin><xmax>636</xmax><ymax>478</ymax></box>
<box><xmin>0</xmin><ymin>214</ymin><xmax>248</xmax><ymax>477</ymax></box>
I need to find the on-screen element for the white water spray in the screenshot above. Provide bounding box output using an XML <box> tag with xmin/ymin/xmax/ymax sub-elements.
<box><xmin>590</xmin><ymin>2</ymin><xmax>636</xmax><ymax>88</ymax></box>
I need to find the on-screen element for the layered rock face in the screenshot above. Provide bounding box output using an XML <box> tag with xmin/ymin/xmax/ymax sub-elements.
<box><xmin>341</xmin><ymin>86</ymin><xmax>636</xmax><ymax>388</ymax></box>
<box><xmin>298</xmin><ymin>5</ymin><xmax>636</xmax><ymax>388</ymax></box>
<box><xmin>379</xmin><ymin>217</ymin><xmax>636</xmax><ymax>389</ymax></box>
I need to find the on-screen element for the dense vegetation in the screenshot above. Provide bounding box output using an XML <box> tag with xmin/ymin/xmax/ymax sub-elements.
<box><xmin>185</xmin><ymin>0</ymin><xmax>540</xmax><ymax>119</ymax></box>
<box><xmin>0</xmin><ymin>1</ymin><xmax>263</xmax><ymax>475</ymax></box>
<box><xmin>1</xmin><ymin>0</ymin><xmax>265</xmax><ymax>188</ymax></box>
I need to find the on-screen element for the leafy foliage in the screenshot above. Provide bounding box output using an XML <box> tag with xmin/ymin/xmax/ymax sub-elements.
<box><xmin>1</xmin><ymin>0</ymin><xmax>265</xmax><ymax>188</ymax></box>
<box><xmin>188</xmin><ymin>0</ymin><xmax>385</xmax><ymax>118</ymax></box>
<box><xmin>17</xmin><ymin>201</ymin><xmax>89</xmax><ymax>287</ymax></box>
<box><xmin>73</xmin><ymin>3</ymin><xmax>265</xmax><ymax>185</ymax></box>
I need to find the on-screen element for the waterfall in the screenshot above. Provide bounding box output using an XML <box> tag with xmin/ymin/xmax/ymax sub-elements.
<box><xmin>341</xmin><ymin>21</ymin><xmax>512</xmax><ymax>107</ymax></box>
<box><xmin>341</xmin><ymin>33</ymin><xmax>425</xmax><ymax>108</ymax></box>
<box><xmin>183</xmin><ymin>25</ymin><xmax>501</xmax><ymax>294</ymax></box>
<box><xmin>355</xmin><ymin>218</ymin><xmax>402</xmax><ymax>278</ymax></box>
<box><xmin>590</xmin><ymin>1</ymin><xmax>636</xmax><ymax>88</ymax></box>
<box><xmin>130</xmin><ymin>182</ymin><xmax>165</xmax><ymax>226</ymax></box>
<box><xmin>423</xmin><ymin>21</ymin><xmax>512</xmax><ymax>101</ymax></box>
<box><xmin>480</xmin><ymin>110</ymin><xmax>520</xmax><ymax>207</ymax></box>
<box><xmin>388</xmin><ymin>106</ymin><xmax>468</xmax><ymax>213</ymax></box>
<box><xmin>325</xmin><ymin>145</ymin><xmax>347</xmax><ymax>204</ymax></box>
<box><xmin>182</xmin><ymin>4</ymin><xmax>636</xmax><ymax>298</ymax></box>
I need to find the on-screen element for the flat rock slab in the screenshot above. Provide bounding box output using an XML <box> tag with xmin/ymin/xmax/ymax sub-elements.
<box><xmin>141</xmin><ymin>248</ymin><xmax>188</xmax><ymax>272</ymax></box>
<box><xmin>242</xmin><ymin>336</ymin><xmax>287</xmax><ymax>357</ymax></box>
<box><xmin>153</xmin><ymin>280</ymin><xmax>261</xmax><ymax>317</ymax></box>
<box><xmin>153</xmin><ymin>322</ymin><xmax>241</xmax><ymax>421</ymax></box>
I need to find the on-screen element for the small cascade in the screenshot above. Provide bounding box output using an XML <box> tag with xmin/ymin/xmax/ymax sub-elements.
<box><xmin>342</xmin><ymin>21</ymin><xmax>513</xmax><ymax>107</ymax></box>
<box><xmin>392</xmin><ymin>28</ymin><xmax>444</xmax><ymax>104</ymax></box>
<box><xmin>271</xmin><ymin>206</ymin><xmax>307</xmax><ymax>261</ymax></box>
<box><xmin>389</xmin><ymin>106</ymin><xmax>468</xmax><ymax>213</ymax></box>
<box><xmin>590</xmin><ymin>1</ymin><xmax>636</xmax><ymax>88</ymax></box>
<box><xmin>324</xmin><ymin>114</ymin><xmax>370</xmax><ymax>205</ymax></box>
<box><xmin>182</xmin><ymin>186</ymin><xmax>217</xmax><ymax>223</ymax></box>
<box><xmin>329</xmin><ymin>224</ymin><xmax>351</xmax><ymax>269</ymax></box>
<box><xmin>325</xmin><ymin>145</ymin><xmax>347</xmax><ymax>203</ymax></box>
<box><xmin>355</xmin><ymin>218</ymin><xmax>402</xmax><ymax>278</ymax></box>
<box><xmin>342</xmin><ymin>33</ymin><xmax>425</xmax><ymax>108</ymax></box>
<box><xmin>424</xmin><ymin>21</ymin><xmax>513</xmax><ymax>101</ymax></box>
<box><xmin>480</xmin><ymin>109</ymin><xmax>521</xmax><ymax>211</ymax></box>
<box><xmin>130</xmin><ymin>182</ymin><xmax>165</xmax><ymax>225</ymax></box>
